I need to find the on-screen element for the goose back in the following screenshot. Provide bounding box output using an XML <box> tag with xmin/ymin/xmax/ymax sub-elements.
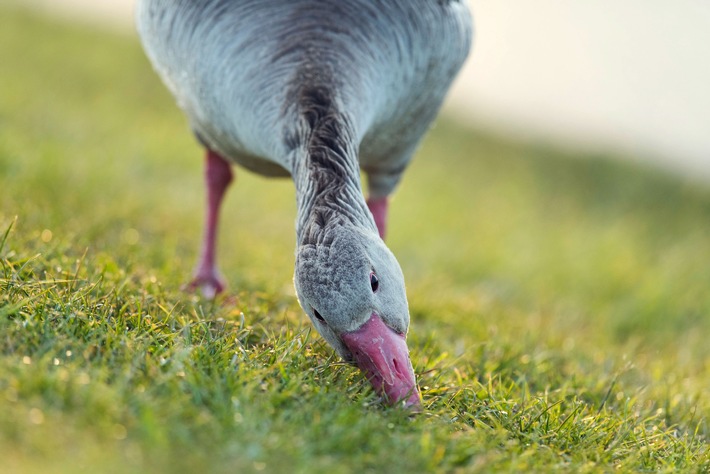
<box><xmin>136</xmin><ymin>0</ymin><xmax>472</xmax><ymax>193</ymax></box>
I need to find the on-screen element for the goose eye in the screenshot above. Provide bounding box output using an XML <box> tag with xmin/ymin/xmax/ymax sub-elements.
<box><xmin>370</xmin><ymin>272</ymin><xmax>379</xmax><ymax>292</ymax></box>
<box><xmin>312</xmin><ymin>307</ymin><xmax>325</xmax><ymax>323</ymax></box>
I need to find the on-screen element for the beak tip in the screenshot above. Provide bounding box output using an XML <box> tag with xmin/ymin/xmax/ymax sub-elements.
<box><xmin>395</xmin><ymin>390</ymin><xmax>423</xmax><ymax>411</ymax></box>
<box><xmin>342</xmin><ymin>313</ymin><xmax>422</xmax><ymax>410</ymax></box>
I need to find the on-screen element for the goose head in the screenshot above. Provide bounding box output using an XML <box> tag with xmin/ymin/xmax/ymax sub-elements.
<box><xmin>294</xmin><ymin>225</ymin><xmax>420</xmax><ymax>408</ymax></box>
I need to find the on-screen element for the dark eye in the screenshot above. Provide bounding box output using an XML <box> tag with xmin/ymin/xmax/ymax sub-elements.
<box><xmin>312</xmin><ymin>307</ymin><xmax>325</xmax><ymax>322</ymax></box>
<box><xmin>370</xmin><ymin>272</ymin><xmax>379</xmax><ymax>292</ymax></box>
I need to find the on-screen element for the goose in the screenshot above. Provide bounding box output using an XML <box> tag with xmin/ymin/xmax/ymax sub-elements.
<box><xmin>136</xmin><ymin>0</ymin><xmax>472</xmax><ymax>408</ymax></box>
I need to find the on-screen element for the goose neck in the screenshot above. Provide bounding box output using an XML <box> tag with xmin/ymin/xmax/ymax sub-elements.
<box><xmin>293</xmin><ymin>118</ymin><xmax>376</xmax><ymax>246</ymax></box>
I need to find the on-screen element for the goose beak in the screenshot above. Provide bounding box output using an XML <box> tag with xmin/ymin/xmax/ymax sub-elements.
<box><xmin>341</xmin><ymin>313</ymin><xmax>421</xmax><ymax>409</ymax></box>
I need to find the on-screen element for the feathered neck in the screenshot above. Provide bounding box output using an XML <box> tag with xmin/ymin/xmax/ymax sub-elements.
<box><xmin>289</xmin><ymin>86</ymin><xmax>377</xmax><ymax>247</ymax></box>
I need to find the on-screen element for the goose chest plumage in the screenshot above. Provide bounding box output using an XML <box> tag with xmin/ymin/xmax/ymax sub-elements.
<box><xmin>136</xmin><ymin>0</ymin><xmax>472</xmax><ymax>408</ymax></box>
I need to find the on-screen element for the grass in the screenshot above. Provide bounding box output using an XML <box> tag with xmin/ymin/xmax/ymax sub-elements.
<box><xmin>1</xmin><ymin>4</ymin><xmax>709</xmax><ymax>472</ymax></box>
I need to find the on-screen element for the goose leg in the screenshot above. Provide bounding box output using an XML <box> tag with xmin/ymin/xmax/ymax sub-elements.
<box><xmin>366</xmin><ymin>196</ymin><xmax>388</xmax><ymax>240</ymax></box>
<box><xmin>185</xmin><ymin>149</ymin><xmax>234</xmax><ymax>297</ymax></box>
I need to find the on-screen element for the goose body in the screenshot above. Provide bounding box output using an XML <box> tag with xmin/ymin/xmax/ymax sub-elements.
<box><xmin>136</xmin><ymin>0</ymin><xmax>472</xmax><ymax>407</ymax></box>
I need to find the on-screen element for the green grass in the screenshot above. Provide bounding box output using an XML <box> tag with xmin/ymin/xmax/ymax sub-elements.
<box><xmin>1</xmin><ymin>5</ymin><xmax>709</xmax><ymax>472</ymax></box>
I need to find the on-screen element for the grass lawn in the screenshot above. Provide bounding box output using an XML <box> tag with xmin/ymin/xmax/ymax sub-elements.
<box><xmin>1</xmin><ymin>4</ymin><xmax>709</xmax><ymax>473</ymax></box>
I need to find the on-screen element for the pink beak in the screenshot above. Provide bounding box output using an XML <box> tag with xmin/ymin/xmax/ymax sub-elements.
<box><xmin>341</xmin><ymin>313</ymin><xmax>421</xmax><ymax>408</ymax></box>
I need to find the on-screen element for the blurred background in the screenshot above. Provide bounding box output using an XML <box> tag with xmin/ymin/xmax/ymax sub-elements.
<box><xmin>24</xmin><ymin>0</ymin><xmax>710</xmax><ymax>180</ymax></box>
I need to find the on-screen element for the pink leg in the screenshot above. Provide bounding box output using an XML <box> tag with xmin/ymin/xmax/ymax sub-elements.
<box><xmin>185</xmin><ymin>149</ymin><xmax>234</xmax><ymax>297</ymax></box>
<box><xmin>366</xmin><ymin>197</ymin><xmax>389</xmax><ymax>240</ymax></box>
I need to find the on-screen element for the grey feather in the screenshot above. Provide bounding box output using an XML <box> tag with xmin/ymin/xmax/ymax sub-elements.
<box><xmin>136</xmin><ymin>0</ymin><xmax>472</xmax><ymax>360</ymax></box>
